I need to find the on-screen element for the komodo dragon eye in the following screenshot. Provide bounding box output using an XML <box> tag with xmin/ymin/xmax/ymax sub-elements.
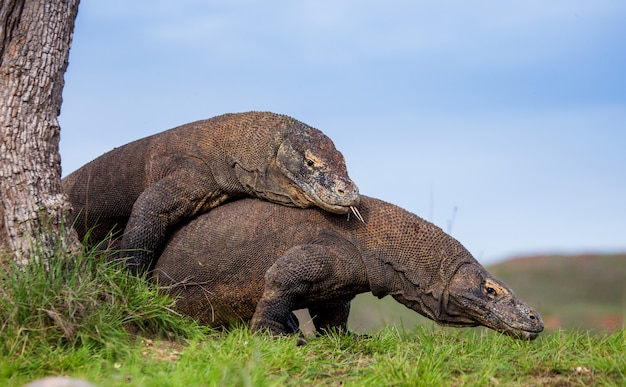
<box><xmin>486</xmin><ymin>287</ymin><xmax>496</xmax><ymax>295</ymax></box>
<box><xmin>306</xmin><ymin>159</ymin><xmax>315</xmax><ymax>167</ymax></box>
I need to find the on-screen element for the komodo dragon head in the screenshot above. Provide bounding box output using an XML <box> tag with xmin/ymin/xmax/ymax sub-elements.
<box><xmin>267</xmin><ymin>127</ymin><xmax>360</xmax><ymax>214</ymax></box>
<box><xmin>382</xmin><ymin>259</ymin><xmax>544</xmax><ymax>340</ymax></box>
<box><xmin>380</xmin><ymin>258</ymin><xmax>544</xmax><ymax>340</ymax></box>
<box><xmin>442</xmin><ymin>264</ymin><xmax>543</xmax><ymax>340</ymax></box>
<box><xmin>366</xmin><ymin>207</ymin><xmax>544</xmax><ymax>340</ymax></box>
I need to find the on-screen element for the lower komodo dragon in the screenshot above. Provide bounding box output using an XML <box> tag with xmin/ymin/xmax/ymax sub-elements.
<box><xmin>62</xmin><ymin>111</ymin><xmax>359</xmax><ymax>275</ymax></box>
<box><xmin>154</xmin><ymin>195</ymin><xmax>544</xmax><ymax>341</ymax></box>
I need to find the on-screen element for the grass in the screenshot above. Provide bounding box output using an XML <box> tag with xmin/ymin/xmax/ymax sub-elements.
<box><xmin>0</xmin><ymin>240</ymin><xmax>206</xmax><ymax>383</ymax></box>
<box><xmin>2</xmin><ymin>325</ymin><xmax>624</xmax><ymax>386</ymax></box>
<box><xmin>1</xmin><ymin>245</ymin><xmax>624</xmax><ymax>386</ymax></box>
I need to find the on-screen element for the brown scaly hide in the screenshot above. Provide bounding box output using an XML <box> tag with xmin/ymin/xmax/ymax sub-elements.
<box><xmin>154</xmin><ymin>196</ymin><xmax>544</xmax><ymax>339</ymax></box>
<box><xmin>61</xmin><ymin>112</ymin><xmax>359</xmax><ymax>275</ymax></box>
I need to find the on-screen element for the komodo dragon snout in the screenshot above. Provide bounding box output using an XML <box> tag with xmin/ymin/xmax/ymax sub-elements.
<box><xmin>443</xmin><ymin>264</ymin><xmax>543</xmax><ymax>340</ymax></box>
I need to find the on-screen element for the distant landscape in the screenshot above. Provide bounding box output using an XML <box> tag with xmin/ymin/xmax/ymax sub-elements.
<box><xmin>338</xmin><ymin>253</ymin><xmax>625</xmax><ymax>334</ymax></box>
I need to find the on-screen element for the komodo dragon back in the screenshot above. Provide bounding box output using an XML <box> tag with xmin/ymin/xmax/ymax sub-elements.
<box><xmin>62</xmin><ymin>112</ymin><xmax>359</xmax><ymax>275</ymax></box>
<box><xmin>154</xmin><ymin>196</ymin><xmax>544</xmax><ymax>341</ymax></box>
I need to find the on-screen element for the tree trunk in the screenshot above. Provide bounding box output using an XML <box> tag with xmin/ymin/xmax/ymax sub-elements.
<box><xmin>0</xmin><ymin>0</ymin><xmax>81</xmax><ymax>265</ymax></box>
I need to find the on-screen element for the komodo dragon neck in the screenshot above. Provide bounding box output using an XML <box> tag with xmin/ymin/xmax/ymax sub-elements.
<box><xmin>176</xmin><ymin>114</ymin><xmax>281</xmax><ymax>193</ymax></box>
<box><xmin>334</xmin><ymin>198</ymin><xmax>478</xmax><ymax>324</ymax></box>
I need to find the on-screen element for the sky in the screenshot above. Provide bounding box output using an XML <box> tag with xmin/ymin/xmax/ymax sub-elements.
<box><xmin>58</xmin><ymin>0</ymin><xmax>626</xmax><ymax>265</ymax></box>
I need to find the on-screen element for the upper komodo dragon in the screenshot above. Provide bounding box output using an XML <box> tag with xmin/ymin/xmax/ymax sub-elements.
<box><xmin>62</xmin><ymin>112</ymin><xmax>359</xmax><ymax>275</ymax></box>
<box><xmin>154</xmin><ymin>196</ymin><xmax>544</xmax><ymax>341</ymax></box>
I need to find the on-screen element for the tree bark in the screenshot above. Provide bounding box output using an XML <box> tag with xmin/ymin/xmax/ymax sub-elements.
<box><xmin>0</xmin><ymin>0</ymin><xmax>81</xmax><ymax>265</ymax></box>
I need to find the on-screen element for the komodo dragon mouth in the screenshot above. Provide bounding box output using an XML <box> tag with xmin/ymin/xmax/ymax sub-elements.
<box><xmin>482</xmin><ymin>312</ymin><xmax>544</xmax><ymax>340</ymax></box>
<box><xmin>515</xmin><ymin>326</ymin><xmax>544</xmax><ymax>340</ymax></box>
<box><xmin>303</xmin><ymin>190</ymin><xmax>354</xmax><ymax>214</ymax></box>
<box><xmin>300</xmin><ymin>186</ymin><xmax>362</xmax><ymax>217</ymax></box>
<box><xmin>476</xmin><ymin>303</ymin><xmax>544</xmax><ymax>340</ymax></box>
<box><xmin>434</xmin><ymin>298</ymin><xmax>544</xmax><ymax>340</ymax></box>
<box><xmin>271</xmin><ymin>168</ymin><xmax>361</xmax><ymax>215</ymax></box>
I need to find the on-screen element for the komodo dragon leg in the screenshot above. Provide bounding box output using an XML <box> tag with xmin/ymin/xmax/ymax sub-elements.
<box><xmin>308</xmin><ymin>301</ymin><xmax>351</xmax><ymax>333</ymax></box>
<box><xmin>251</xmin><ymin>242</ymin><xmax>368</xmax><ymax>336</ymax></box>
<box><xmin>121</xmin><ymin>167</ymin><xmax>226</xmax><ymax>275</ymax></box>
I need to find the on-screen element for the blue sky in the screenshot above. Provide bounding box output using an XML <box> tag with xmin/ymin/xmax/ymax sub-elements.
<box><xmin>59</xmin><ymin>1</ymin><xmax>626</xmax><ymax>264</ymax></box>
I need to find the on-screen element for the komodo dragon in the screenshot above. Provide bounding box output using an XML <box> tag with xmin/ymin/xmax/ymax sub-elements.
<box><xmin>62</xmin><ymin>112</ymin><xmax>360</xmax><ymax>275</ymax></box>
<box><xmin>154</xmin><ymin>196</ymin><xmax>544</xmax><ymax>340</ymax></box>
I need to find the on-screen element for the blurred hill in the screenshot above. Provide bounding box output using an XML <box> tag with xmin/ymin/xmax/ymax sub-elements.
<box><xmin>344</xmin><ymin>253</ymin><xmax>625</xmax><ymax>333</ymax></box>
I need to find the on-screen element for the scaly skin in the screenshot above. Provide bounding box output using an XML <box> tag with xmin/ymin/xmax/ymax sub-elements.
<box><xmin>154</xmin><ymin>196</ymin><xmax>544</xmax><ymax>341</ymax></box>
<box><xmin>62</xmin><ymin>112</ymin><xmax>359</xmax><ymax>275</ymax></box>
